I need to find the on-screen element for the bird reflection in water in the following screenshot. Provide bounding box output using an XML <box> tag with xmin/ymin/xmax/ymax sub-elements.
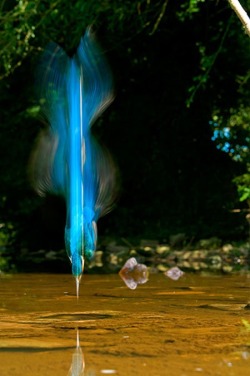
<box><xmin>119</xmin><ymin>257</ymin><xmax>149</xmax><ymax>289</ymax></box>
<box><xmin>68</xmin><ymin>330</ymin><xmax>116</xmax><ymax>375</ymax></box>
<box><xmin>68</xmin><ymin>330</ymin><xmax>85</xmax><ymax>376</ymax></box>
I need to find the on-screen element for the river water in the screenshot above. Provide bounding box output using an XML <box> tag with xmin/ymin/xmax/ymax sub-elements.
<box><xmin>1</xmin><ymin>272</ymin><xmax>250</xmax><ymax>375</ymax></box>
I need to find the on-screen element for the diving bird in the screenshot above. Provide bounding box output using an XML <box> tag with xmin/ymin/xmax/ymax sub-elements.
<box><xmin>30</xmin><ymin>28</ymin><xmax>117</xmax><ymax>296</ymax></box>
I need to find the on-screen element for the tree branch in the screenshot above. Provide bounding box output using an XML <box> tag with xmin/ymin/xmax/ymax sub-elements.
<box><xmin>228</xmin><ymin>0</ymin><xmax>250</xmax><ymax>37</ymax></box>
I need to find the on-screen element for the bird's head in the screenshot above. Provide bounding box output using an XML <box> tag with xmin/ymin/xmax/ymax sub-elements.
<box><xmin>71</xmin><ymin>252</ymin><xmax>84</xmax><ymax>277</ymax></box>
<box><xmin>65</xmin><ymin>218</ymin><xmax>97</xmax><ymax>276</ymax></box>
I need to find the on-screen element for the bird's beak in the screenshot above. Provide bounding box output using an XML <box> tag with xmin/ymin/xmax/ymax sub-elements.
<box><xmin>75</xmin><ymin>275</ymin><xmax>82</xmax><ymax>299</ymax></box>
<box><xmin>75</xmin><ymin>256</ymin><xmax>85</xmax><ymax>299</ymax></box>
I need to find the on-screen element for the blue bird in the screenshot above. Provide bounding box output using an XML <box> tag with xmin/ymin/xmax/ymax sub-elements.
<box><xmin>30</xmin><ymin>29</ymin><xmax>117</xmax><ymax>296</ymax></box>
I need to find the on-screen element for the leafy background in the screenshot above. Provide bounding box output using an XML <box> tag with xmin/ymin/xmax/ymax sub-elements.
<box><xmin>0</xmin><ymin>0</ymin><xmax>250</xmax><ymax>270</ymax></box>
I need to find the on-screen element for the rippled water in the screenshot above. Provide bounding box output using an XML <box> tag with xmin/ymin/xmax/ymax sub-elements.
<box><xmin>1</xmin><ymin>272</ymin><xmax>250</xmax><ymax>375</ymax></box>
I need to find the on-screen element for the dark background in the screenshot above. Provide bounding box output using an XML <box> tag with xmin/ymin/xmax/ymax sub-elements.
<box><xmin>0</xmin><ymin>1</ymin><xmax>249</xmax><ymax>270</ymax></box>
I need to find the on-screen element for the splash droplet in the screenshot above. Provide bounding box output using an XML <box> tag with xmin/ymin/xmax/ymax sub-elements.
<box><xmin>119</xmin><ymin>257</ymin><xmax>149</xmax><ymax>289</ymax></box>
<box><xmin>165</xmin><ymin>266</ymin><xmax>184</xmax><ymax>281</ymax></box>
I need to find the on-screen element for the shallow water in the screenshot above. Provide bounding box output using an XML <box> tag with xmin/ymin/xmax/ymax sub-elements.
<box><xmin>1</xmin><ymin>272</ymin><xmax>250</xmax><ymax>375</ymax></box>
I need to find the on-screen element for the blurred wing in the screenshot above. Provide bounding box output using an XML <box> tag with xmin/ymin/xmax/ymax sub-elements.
<box><xmin>29</xmin><ymin>129</ymin><xmax>56</xmax><ymax>196</ymax></box>
<box><xmin>93</xmin><ymin>140</ymin><xmax>119</xmax><ymax>218</ymax></box>
<box><xmin>76</xmin><ymin>28</ymin><xmax>114</xmax><ymax>129</ymax></box>
<box><xmin>37</xmin><ymin>42</ymin><xmax>68</xmax><ymax>130</ymax></box>
<box><xmin>76</xmin><ymin>28</ymin><xmax>117</xmax><ymax>217</ymax></box>
<box><xmin>31</xmin><ymin>43</ymin><xmax>69</xmax><ymax>197</ymax></box>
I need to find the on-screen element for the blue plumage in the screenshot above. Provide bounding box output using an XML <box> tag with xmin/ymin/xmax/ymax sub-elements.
<box><xmin>31</xmin><ymin>29</ymin><xmax>117</xmax><ymax>295</ymax></box>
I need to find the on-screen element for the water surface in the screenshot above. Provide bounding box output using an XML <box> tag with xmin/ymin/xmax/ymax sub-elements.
<box><xmin>1</xmin><ymin>272</ymin><xmax>250</xmax><ymax>375</ymax></box>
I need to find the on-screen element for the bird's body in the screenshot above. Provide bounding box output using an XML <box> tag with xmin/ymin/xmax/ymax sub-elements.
<box><xmin>31</xmin><ymin>29</ymin><xmax>116</xmax><ymax>296</ymax></box>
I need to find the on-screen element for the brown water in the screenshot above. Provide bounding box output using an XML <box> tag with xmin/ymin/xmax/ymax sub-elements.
<box><xmin>1</xmin><ymin>272</ymin><xmax>250</xmax><ymax>376</ymax></box>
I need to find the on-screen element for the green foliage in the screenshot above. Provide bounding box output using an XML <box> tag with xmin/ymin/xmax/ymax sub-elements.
<box><xmin>177</xmin><ymin>0</ymin><xmax>205</xmax><ymax>21</ymax></box>
<box><xmin>185</xmin><ymin>1</ymin><xmax>250</xmax><ymax>210</ymax></box>
<box><xmin>0</xmin><ymin>0</ymin><xmax>169</xmax><ymax>79</ymax></box>
<box><xmin>210</xmin><ymin>103</ymin><xmax>250</xmax><ymax>205</ymax></box>
<box><xmin>234</xmin><ymin>167</ymin><xmax>250</xmax><ymax>202</ymax></box>
<box><xmin>0</xmin><ymin>0</ymin><xmax>39</xmax><ymax>78</ymax></box>
<box><xmin>186</xmin><ymin>0</ymin><xmax>250</xmax><ymax>210</ymax></box>
<box><xmin>211</xmin><ymin>106</ymin><xmax>250</xmax><ymax>163</ymax></box>
<box><xmin>199</xmin><ymin>237</ymin><xmax>222</xmax><ymax>250</ymax></box>
<box><xmin>187</xmin><ymin>17</ymin><xmax>233</xmax><ymax>107</ymax></box>
<box><xmin>0</xmin><ymin>0</ymin><xmax>250</xmax><ymax>272</ymax></box>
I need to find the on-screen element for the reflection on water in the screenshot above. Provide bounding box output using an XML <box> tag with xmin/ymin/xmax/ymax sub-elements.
<box><xmin>68</xmin><ymin>331</ymin><xmax>117</xmax><ymax>376</ymax></box>
<box><xmin>119</xmin><ymin>257</ymin><xmax>149</xmax><ymax>289</ymax></box>
<box><xmin>1</xmin><ymin>273</ymin><xmax>250</xmax><ymax>375</ymax></box>
<box><xmin>68</xmin><ymin>330</ymin><xmax>84</xmax><ymax>376</ymax></box>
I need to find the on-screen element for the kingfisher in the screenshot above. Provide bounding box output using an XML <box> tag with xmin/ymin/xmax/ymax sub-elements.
<box><xmin>30</xmin><ymin>28</ymin><xmax>117</xmax><ymax>296</ymax></box>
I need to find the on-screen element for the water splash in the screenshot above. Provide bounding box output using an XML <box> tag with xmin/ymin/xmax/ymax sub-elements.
<box><xmin>165</xmin><ymin>266</ymin><xmax>184</xmax><ymax>280</ymax></box>
<box><xmin>119</xmin><ymin>257</ymin><xmax>149</xmax><ymax>290</ymax></box>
